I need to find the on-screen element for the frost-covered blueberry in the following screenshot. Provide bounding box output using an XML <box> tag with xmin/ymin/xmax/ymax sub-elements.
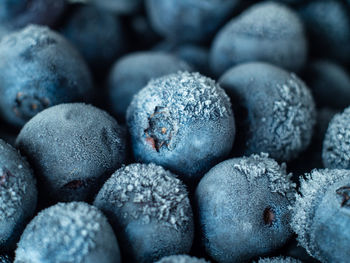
<box><xmin>126</xmin><ymin>71</ymin><xmax>235</xmax><ymax>182</ymax></box>
<box><xmin>255</xmin><ymin>256</ymin><xmax>302</xmax><ymax>263</ymax></box>
<box><xmin>0</xmin><ymin>0</ymin><xmax>66</xmax><ymax>29</ymax></box>
<box><xmin>0</xmin><ymin>139</ymin><xmax>37</xmax><ymax>250</ymax></box>
<box><xmin>91</xmin><ymin>0</ymin><xmax>142</xmax><ymax>15</ymax></box>
<box><xmin>323</xmin><ymin>107</ymin><xmax>350</xmax><ymax>169</ymax></box>
<box><xmin>219</xmin><ymin>62</ymin><xmax>316</xmax><ymax>162</ymax></box>
<box><xmin>108</xmin><ymin>52</ymin><xmax>192</xmax><ymax>120</ymax></box>
<box><xmin>16</xmin><ymin>103</ymin><xmax>127</xmax><ymax>202</ymax></box>
<box><xmin>303</xmin><ymin>60</ymin><xmax>350</xmax><ymax>109</ymax></box>
<box><xmin>210</xmin><ymin>2</ymin><xmax>307</xmax><ymax>76</ymax></box>
<box><xmin>291</xmin><ymin>169</ymin><xmax>350</xmax><ymax>262</ymax></box>
<box><xmin>14</xmin><ymin>202</ymin><xmax>121</xmax><ymax>263</ymax></box>
<box><xmin>146</xmin><ymin>0</ymin><xmax>240</xmax><ymax>43</ymax></box>
<box><xmin>94</xmin><ymin>163</ymin><xmax>194</xmax><ymax>263</ymax></box>
<box><xmin>195</xmin><ymin>153</ymin><xmax>295</xmax><ymax>263</ymax></box>
<box><xmin>0</xmin><ymin>25</ymin><xmax>94</xmax><ymax>127</ymax></box>
<box><xmin>155</xmin><ymin>255</ymin><xmax>209</xmax><ymax>263</ymax></box>
<box><xmin>62</xmin><ymin>5</ymin><xmax>126</xmax><ymax>74</ymax></box>
<box><xmin>299</xmin><ymin>0</ymin><xmax>350</xmax><ymax>64</ymax></box>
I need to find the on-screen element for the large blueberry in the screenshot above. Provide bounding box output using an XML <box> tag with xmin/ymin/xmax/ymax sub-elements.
<box><xmin>94</xmin><ymin>163</ymin><xmax>194</xmax><ymax>263</ymax></box>
<box><xmin>0</xmin><ymin>25</ymin><xmax>94</xmax><ymax>127</ymax></box>
<box><xmin>108</xmin><ymin>52</ymin><xmax>192</xmax><ymax>120</ymax></box>
<box><xmin>219</xmin><ymin>62</ymin><xmax>316</xmax><ymax>161</ymax></box>
<box><xmin>16</xmin><ymin>103</ymin><xmax>127</xmax><ymax>202</ymax></box>
<box><xmin>210</xmin><ymin>2</ymin><xmax>307</xmax><ymax>76</ymax></box>
<box><xmin>15</xmin><ymin>202</ymin><xmax>121</xmax><ymax>263</ymax></box>
<box><xmin>195</xmin><ymin>153</ymin><xmax>295</xmax><ymax>263</ymax></box>
<box><xmin>146</xmin><ymin>0</ymin><xmax>240</xmax><ymax>43</ymax></box>
<box><xmin>0</xmin><ymin>139</ymin><xmax>37</xmax><ymax>251</ymax></box>
<box><xmin>292</xmin><ymin>169</ymin><xmax>350</xmax><ymax>263</ymax></box>
<box><xmin>126</xmin><ymin>71</ymin><xmax>235</xmax><ymax>182</ymax></box>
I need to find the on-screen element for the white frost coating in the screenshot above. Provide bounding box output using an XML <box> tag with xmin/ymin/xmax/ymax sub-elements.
<box><xmin>156</xmin><ymin>255</ymin><xmax>210</xmax><ymax>263</ymax></box>
<box><xmin>233</xmin><ymin>153</ymin><xmax>295</xmax><ymax>199</ymax></box>
<box><xmin>96</xmin><ymin>163</ymin><xmax>192</xmax><ymax>229</ymax></box>
<box><xmin>291</xmin><ymin>169</ymin><xmax>350</xmax><ymax>259</ymax></box>
<box><xmin>256</xmin><ymin>256</ymin><xmax>302</xmax><ymax>263</ymax></box>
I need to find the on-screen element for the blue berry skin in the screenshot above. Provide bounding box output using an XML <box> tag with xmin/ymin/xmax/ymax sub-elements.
<box><xmin>126</xmin><ymin>71</ymin><xmax>235</xmax><ymax>182</ymax></box>
<box><xmin>16</xmin><ymin>103</ymin><xmax>127</xmax><ymax>202</ymax></box>
<box><xmin>0</xmin><ymin>25</ymin><xmax>94</xmax><ymax>128</ymax></box>
<box><xmin>62</xmin><ymin>5</ymin><xmax>126</xmax><ymax>74</ymax></box>
<box><xmin>108</xmin><ymin>52</ymin><xmax>192</xmax><ymax>120</ymax></box>
<box><xmin>146</xmin><ymin>0</ymin><xmax>240</xmax><ymax>43</ymax></box>
<box><xmin>299</xmin><ymin>0</ymin><xmax>350</xmax><ymax>64</ymax></box>
<box><xmin>292</xmin><ymin>169</ymin><xmax>350</xmax><ymax>263</ymax></box>
<box><xmin>303</xmin><ymin>60</ymin><xmax>350</xmax><ymax>109</ymax></box>
<box><xmin>323</xmin><ymin>107</ymin><xmax>350</xmax><ymax>169</ymax></box>
<box><xmin>0</xmin><ymin>0</ymin><xmax>66</xmax><ymax>29</ymax></box>
<box><xmin>255</xmin><ymin>256</ymin><xmax>302</xmax><ymax>263</ymax></box>
<box><xmin>91</xmin><ymin>0</ymin><xmax>142</xmax><ymax>15</ymax></box>
<box><xmin>14</xmin><ymin>202</ymin><xmax>121</xmax><ymax>263</ymax></box>
<box><xmin>219</xmin><ymin>62</ymin><xmax>316</xmax><ymax>162</ymax></box>
<box><xmin>155</xmin><ymin>255</ymin><xmax>209</xmax><ymax>263</ymax></box>
<box><xmin>94</xmin><ymin>163</ymin><xmax>194</xmax><ymax>263</ymax></box>
<box><xmin>210</xmin><ymin>2</ymin><xmax>307</xmax><ymax>76</ymax></box>
<box><xmin>0</xmin><ymin>139</ymin><xmax>37</xmax><ymax>251</ymax></box>
<box><xmin>195</xmin><ymin>154</ymin><xmax>295</xmax><ymax>263</ymax></box>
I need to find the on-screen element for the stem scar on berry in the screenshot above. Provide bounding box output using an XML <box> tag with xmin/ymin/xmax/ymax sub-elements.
<box><xmin>263</xmin><ymin>207</ymin><xmax>276</xmax><ymax>227</ymax></box>
<box><xmin>0</xmin><ymin>167</ymin><xmax>14</xmax><ymax>187</ymax></box>
<box><xmin>336</xmin><ymin>186</ymin><xmax>350</xmax><ymax>207</ymax></box>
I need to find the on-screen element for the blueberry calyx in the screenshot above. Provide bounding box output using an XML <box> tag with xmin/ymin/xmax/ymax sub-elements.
<box><xmin>14</xmin><ymin>92</ymin><xmax>50</xmax><ymax>119</ymax></box>
<box><xmin>336</xmin><ymin>186</ymin><xmax>350</xmax><ymax>207</ymax></box>
<box><xmin>263</xmin><ymin>207</ymin><xmax>276</xmax><ymax>227</ymax></box>
<box><xmin>0</xmin><ymin>167</ymin><xmax>14</xmax><ymax>187</ymax></box>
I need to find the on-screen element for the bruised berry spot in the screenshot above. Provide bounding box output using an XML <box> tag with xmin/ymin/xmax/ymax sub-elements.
<box><xmin>263</xmin><ymin>207</ymin><xmax>275</xmax><ymax>227</ymax></box>
<box><xmin>0</xmin><ymin>167</ymin><xmax>14</xmax><ymax>187</ymax></box>
<box><xmin>144</xmin><ymin>106</ymin><xmax>175</xmax><ymax>152</ymax></box>
<box><xmin>63</xmin><ymin>180</ymin><xmax>85</xmax><ymax>190</ymax></box>
<box><xmin>336</xmin><ymin>186</ymin><xmax>350</xmax><ymax>207</ymax></box>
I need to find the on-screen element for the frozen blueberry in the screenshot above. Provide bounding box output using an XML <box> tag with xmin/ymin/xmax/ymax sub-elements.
<box><xmin>255</xmin><ymin>256</ymin><xmax>302</xmax><ymax>263</ymax></box>
<box><xmin>62</xmin><ymin>5</ymin><xmax>126</xmax><ymax>74</ymax></box>
<box><xmin>126</xmin><ymin>71</ymin><xmax>235</xmax><ymax>182</ymax></box>
<box><xmin>108</xmin><ymin>52</ymin><xmax>192</xmax><ymax>120</ymax></box>
<box><xmin>94</xmin><ymin>163</ymin><xmax>194</xmax><ymax>263</ymax></box>
<box><xmin>210</xmin><ymin>2</ymin><xmax>307</xmax><ymax>76</ymax></box>
<box><xmin>0</xmin><ymin>139</ymin><xmax>37</xmax><ymax>250</ymax></box>
<box><xmin>322</xmin><ymin>107</ymin><xmax>350</xmax><ymax>169</ymax></box>
<box><xmin>0</xmin><ymin>25</ymin><xmax>94</xmax><ymax>127</ymax></box>
<box><xmin>291</xmin><ymin>169</ymin><xmax>350</xmax><ymax>262</ymax></box>
<box><xmin>91</xmin><ymin>0</ymin><xmax>142</xmax><ymax>15</ymax></box>
<box><xmin>219</xmin><ymin>62</ymin><xmax>316</xmax><ymax>162</ymax></box>
<box><xmin>15</xmin><ymin>202</ymin><xmax>121</xmax><ymax>263</ymax></box>
<box><xmin>146</xmin><ymin>0</ymin><xmax>240</xmax><ymax>43</ymax></box>
<box><xmin>155</xmin><ymin>255</ymin><xmax>209</xmax><ymax>263</ymax></box>
<box><xmin>299</xmin><ymin>0</ymin><xmax>350</xmax><ymax>64</ymax></box>
<box><xmin>16</xmin><ymin>103</ymin><xmax>127</xmax><ymax>202</ymax></box>
<box><xmin>0</xmin><ymin>0</ymin><xmax>66</xmax><ymax>29</ymax></box>
<box><xmin>195</xmin><ymin>153</ymin><xmax>295</xmax><ymax>263</ymax></box>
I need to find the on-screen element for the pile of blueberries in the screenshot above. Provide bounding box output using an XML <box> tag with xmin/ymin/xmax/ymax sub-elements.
<box><xmin>1</xmin><ymin>0</ymin><xmax>350</xmax><ymax>262</ymax></box>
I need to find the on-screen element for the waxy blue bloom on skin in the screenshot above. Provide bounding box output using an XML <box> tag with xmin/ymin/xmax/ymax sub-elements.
<box><xmin>94</xmin><ymin>163</ymin><xmax>194</xmax><ymax>263</ymax></box>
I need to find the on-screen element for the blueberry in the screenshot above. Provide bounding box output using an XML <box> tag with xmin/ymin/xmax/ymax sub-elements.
<box><xmin>303</xmin><ymin>60</ymin><xmax>350</xmax><ymax>109</ymax></box>
<box><xmin>322</xmin><ymin>107</ymin><xmax>350</xmax><ymax>169</ymax></box>
<box><xmin>0</xmin><ymin>25</ymin><xmax>94</xmax><ymax>127</ymax></box>
<box><xmin>155</xmin><ymin>255</ymin><xmax>209</xmax><ymax>263</ymax></box>
<box><xmin>62</xmin><ymin>5</ymin><xmax>126</xmax><ymax>75</ymax></box>
<box><xmin>210</xmin><ymin>2</ymin><xmax>307</xmax><ymax>76</ymax></box>
<box><xmin>16</xmin><ymin>103</ymin><xmax>127</xmax><ymax>202</ymax></box>
<box><xmin>94</xmin><ymin>163</ymin><xmax>194</xmax><ymax>263</ymax></box>
<box><xmin>255</xmin><ymin>256</ymin><xmax>302</xmax><ymax>263</ymax></box>
<box><xmin>299</xmin><ymin>0</ymin><xmax>350</xmax><ymax>64</ymax></box>
<box><xmin>146</xmin><ymin>0</ymin><xmax>240</xmax><ymax>43</ymax></box>
<box><xmin>219</xmin><ymin>62</ymin><xmax>316</xmax><ymax>162</ymax></box>
<box><xmin>108</xmin><ymin>52</ymin><xmax>192</xmax><ymax>120</ymax></box>
<box><xmin>291</xmin><ymin>169</ymin><xmax>350</xmax><ymax>262</ymax></box>
<box><xmin>91</xmin><ymin>0</ymin><xmax>142</xmax><ymax>15</ymax></box>
<box><xmin>0</xmin><ymin>0</ymin><xmax>66</xmax><ymax>29</ymax></box>
<box><xmin>126</xmin><ymin>71</ymin><xmax>235</xmax><ymax>182</ymax></box>
<box><xmin>15</xmin><ymin>202</ymin><xmax>121</xmax><ymax>263</ymax></box>
<box><xmin>195</xmin><ymin>153</ymin><xmax>295</xmax><ymax>263</ymax></box>
<box><xmin>0</xmin><ymin>139</ymin><xmax>37</xmax><ymax>250</ymax></box>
